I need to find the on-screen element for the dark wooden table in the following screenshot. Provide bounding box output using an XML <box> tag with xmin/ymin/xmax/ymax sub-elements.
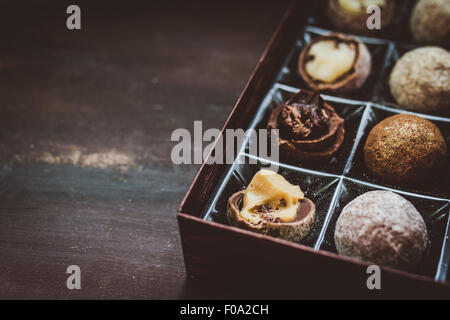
<box><xmin>0</xmin><ymin>1</ymin><xmax>289</xmax><ymax>299</ymax></box>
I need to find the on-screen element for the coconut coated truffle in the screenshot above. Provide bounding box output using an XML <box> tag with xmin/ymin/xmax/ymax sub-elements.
<box><xmin>334</xmin><ymin>190</ymin><xmax>428</xmax><ymax>268</ymax></box>
<box><xmin>389</xmin><ymin>46</ymin><xmax>450</xmax><ymax>114</ymax></box>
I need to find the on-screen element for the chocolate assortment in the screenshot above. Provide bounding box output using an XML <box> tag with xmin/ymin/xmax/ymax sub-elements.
<box><xmin>199</xmin><ymin>1</ymin><xmax>450</xmax><ymax>282</ymax></box>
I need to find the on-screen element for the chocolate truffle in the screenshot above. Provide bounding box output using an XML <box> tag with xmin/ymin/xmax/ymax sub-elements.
<box><xmin>298</xmin><ymin>33</ymin><xmax>371</xmax><ymax>93</ymax></box>
<box><xmin>334</xmin><ymin>190</ymin><xmax>428</xmax><ymax>269</ymax></box>
<box><xmin>389</xmin><ymin>47</ymin><xmax>450</xmax><ymax>114</ymax></box>
<box><xmin>267</xmin><ymin>89</ymin><xmax>345</xmax><ymax>162</ymax></box>
<box><xmin>410</xmin><ymin>0</ymin><xmax>450</xmax><ymax>46</ymax></box>
<box><xmin>327</xmin><ymin>0</ymin><xmax>396</xmax><ymax>34</ymax></box>
<box><xmin>227</xmin><ymin>169</ymin><xmax>316</xmax><ymax>242</ymax></box>
<box><xmin>364</xmin><ymin>114</ymin><xmax>447</xmax><ymax>184</ymax></box>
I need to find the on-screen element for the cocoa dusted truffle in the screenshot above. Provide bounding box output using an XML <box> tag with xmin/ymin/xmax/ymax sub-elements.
<box><xmin>267</xmin><ymin>89</ymin><xmax>345</xmax><ymax>162</ymax></box>
<box><xmin>227</xmin><ymin>169</ymin><xmax>316</xmax><ymax>242</ymax></box>
<box><xmin>410</xmin><ymin>0</ymin><xmax>450</xmax><ymax>47</ymax></box>
<box><xmin>389</xmin><ymin>47</ymin><xmax>450</xmax><ymax>114</ymax></box>
<box><xmin>327</xmin><ymin>0</ymin><xmax>396</xmax><ymax>34</ymax></box>
<box><xmin>335</xmin><ymin>190</ymin><xmax>428</xmax><ymax>269</ymax></box>
<box><xmin>298</xmin><ymin>33</ymin><xmax>371</xmax><ymax>92</ymax></box>
<box><xmin>364</xmin><ymin>114</ymin><xmax>447</xmax><ymax>184</ymax></box>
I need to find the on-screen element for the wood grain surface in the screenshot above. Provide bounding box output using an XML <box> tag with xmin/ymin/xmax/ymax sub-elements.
<box><xmin>0</xmin><ymin>0</ymin><xmax>289</xmax><ymax>299</ymax></box>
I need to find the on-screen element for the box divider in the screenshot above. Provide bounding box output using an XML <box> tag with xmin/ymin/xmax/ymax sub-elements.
<box><xmin>435</xmin><ymin>207</ymin><xmax>450</xmax><ymax>282</ymax></box>
<box><xmin>314</xmin><ymin>177</ymin><xmax>344</xmax><ymax>250</ymax></box>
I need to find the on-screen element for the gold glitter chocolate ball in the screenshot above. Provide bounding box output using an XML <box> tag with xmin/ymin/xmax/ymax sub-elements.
<box><xmin>364</xmin><ymin>114</ymin><xmax>447</xmax><ymax>184</ymax></box>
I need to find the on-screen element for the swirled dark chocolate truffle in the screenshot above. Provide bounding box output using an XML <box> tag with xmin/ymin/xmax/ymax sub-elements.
<box><xmin>227</xmin><ymin>169</ymin><xmax>316</xmax><ymax>242</ymax></box>
<box><xmin>364</xmin><ymin>114</ymin><xmax>447</xmax><ymax>184</ymax></box>
<box><xmin>267</xmin><ymin>89</ymin><xmax>345</xmax><ymax>162</ymax></box>
<box><xmin>335</xmin><ymin>190</ymin><xmax>428</xmax><ymax>269</ymax></box>
<box><xmin>298</xmin><ymin>33</ymin><xmax>371</xmax><ymax>92</ymax></box>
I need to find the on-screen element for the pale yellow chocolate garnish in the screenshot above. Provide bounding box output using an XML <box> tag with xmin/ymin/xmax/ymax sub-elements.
<box><xmin>239</xmin><ymin>169</ymin><xmax>304</xmax><ymax>224</ymax></box>
<box><xmin>338</xmin><ymin>0</ymin><xmax>386</xmax><ymax>14</ymax></box>
<box><xmin>305</xmin><ymin>40</ymin><xmax>356</xmax><ymax>84</ymax></box>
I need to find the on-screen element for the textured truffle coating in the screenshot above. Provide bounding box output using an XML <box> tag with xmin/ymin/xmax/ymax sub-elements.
<box><xmin>364</xmin><ymin>114</ymin><xmax>447</xmax><ymax>184</ymax></box>
<box><xmin>389</xmin><ymin>47</ymin><xmax>450</xmax><ymax>114</ymax></box>
<box><xmin>334</xmin><ymin>190</ymin><xmax>428</xmax><ymax>268</ymax></box>
<box><xmin>410</xmin><ymin>0</ymin><xmax>450</xmax><ymax>46</ymax></box>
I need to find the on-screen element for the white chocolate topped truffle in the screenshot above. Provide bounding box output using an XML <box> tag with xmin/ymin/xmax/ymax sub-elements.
<box><xmin>305</xmin><ymin>40</ymin><xmax>356</xmax><ymax>83</ymax></box>
<box><xmin>327</xmin><ymin>0</ymin><xmax>396</xmax><ymax>35</ymax></box>
<box><xmin>298</xmin><ymin>33</ymin><xmax>371</xmax><ymax>92</ymax></box>
<box><xmin>227</xmin><ymin>170</ymin><xmax>316</xmax><ymax>243</ymax></box>
<box><xmin>338</xmin><ymin>0</ymin><xmax>387</xmax><ymax>14</ymax></box>
<box><xmin>240</xmin><ymin>169</ymin><xmax>304</xmax><ymax>224</ymax></box>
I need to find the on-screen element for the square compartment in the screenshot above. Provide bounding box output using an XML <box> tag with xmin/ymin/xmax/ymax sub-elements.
<box><xmin>245</xmin><ymin>83</ymin><xmax>367</xmax><ymax>175</ymax></box>
<box><xmin>277</xmin><ymin>26</ymin><xmax>390</xmax><ymax>101</ymax></box>
<box><xmin>345</xmin><ymin>105</ymin><xmax>450</xmax><ymax>199</ymax></box>
<box><xmin>318</xmin><ymin>178</ymin><xmax>450</xmax><ymax>280</ymax></box>
<box><xmin>202</xmin><ymin>153</ymin><xmax>341</xmax><ymax>248</ymax></box>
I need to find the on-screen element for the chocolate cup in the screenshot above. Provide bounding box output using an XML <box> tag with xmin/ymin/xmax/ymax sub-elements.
<box><xmin>267</xmin><ymin>90</ymin><xmax>345</xmax><ymax>162</ymax></box>
<box><xmin>227</xmin><ymin>191</ymin><xmax>316</xmax><ymax>243</ymax></box>
<box><xmin>326</xmin><ymin>0</ymin><xmax>396</xmax><ymax>35</ymax></box>
<box><xmin>298</xmin><ymin>32</ymin><xmax>371</xmax><ymax>93</ymax></box>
